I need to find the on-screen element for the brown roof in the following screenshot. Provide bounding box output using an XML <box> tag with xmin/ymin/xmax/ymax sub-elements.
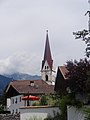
<box><xmin>59</xmin><ymin>66</ymin><xmax>68</xmax><ymax>79</ymax></box>
<box><xmin>6</xmin><ymin>80</ymin><xmax>54</xmax><ymax>95</ymax></box>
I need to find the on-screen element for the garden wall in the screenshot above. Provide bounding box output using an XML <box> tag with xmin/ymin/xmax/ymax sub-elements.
<box><xmin>67</xmin><ymin>106</ymin><xmax>85</xmax><ymax>120</ymax></box>
<box><xmin>20</xmin><ymin>106</ymin><xmax>60</xmax><ymax>120</ymax></box>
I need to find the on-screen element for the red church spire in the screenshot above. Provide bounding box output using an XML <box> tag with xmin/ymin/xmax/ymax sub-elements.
<box><xmin>42</xmin><ymin>30</ymin><xmax>53</xmax><ymax>70</ymax></box>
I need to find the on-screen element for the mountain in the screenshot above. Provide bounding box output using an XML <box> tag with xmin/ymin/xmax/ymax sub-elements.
<box><xmin>4</xmin><ymin>72</ymin><xmax>41</xmax><ymax>80</ymax></box>
<box><xmin>0</xmin><ymin>73</ymin><xmax>41</xmax><ymax>95</ymax></box>
<box><xmin>0</xmin><ymin>75</ymin><xmax>12</xmax><ymax>94</ymax></box>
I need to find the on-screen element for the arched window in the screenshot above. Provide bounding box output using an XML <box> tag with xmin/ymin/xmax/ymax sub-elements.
<box><xmin>46</xmin><ymin>75</ymin><xmax>48</xmax><ymax>81</ymax></box>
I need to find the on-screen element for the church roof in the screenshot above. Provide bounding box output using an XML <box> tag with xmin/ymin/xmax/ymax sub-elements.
<box><xmin>42</xmin><ymin>31</ymin><xmax>53</xmax><ymax>70</ymax></box>
<box><xmin>6</xmin><ymin>80</ymin><xmax>54</xmax><ymax>97</ymax></box>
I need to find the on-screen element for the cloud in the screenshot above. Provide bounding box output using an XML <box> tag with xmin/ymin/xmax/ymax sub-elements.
<box><xmin>0</xmin><ymin>0</ymin><xmax>88</xmax><ymax>75</ymax></box>
<box><xmin>0</xmin><ymin>52</ymin><xmax>41</xmax><ymax>75</ymax></box>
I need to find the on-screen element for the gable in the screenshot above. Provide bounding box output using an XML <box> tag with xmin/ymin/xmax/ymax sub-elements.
<box><xmin>59</xmin><ymin>66</ymin><xmax>68</xmax><ymax>79</ymax></box>
<box><xmin>6</xmin><ymin>85</ymin><xmax>20</xmax><ymax>98</ymax></box>
<box><xmin>42</xmin><ymin>60</ymin><xmax>51</xmax><ymax>71</ymax></box>
<box><xmin>54</xmin><ymin>66</ymin><xmax>68</xmax><ymax>93</ymax></box>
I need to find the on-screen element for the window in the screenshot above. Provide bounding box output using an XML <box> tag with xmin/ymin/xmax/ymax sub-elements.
<box><xmin>45</xmin><ymin>66</ymin><xmax>46</xmax><ymax>69</ymax></box>
<box><xmin>46</xmin><ymin>75</ymin><xmax>48</xmax><ymax>81</ymax></box>
<box><xmin>47</xmin><ymin>66</ymin><xmax>48</xmax><ymax>69</ymax></box>
<box><xmin>12</xmin><ymin>99</ymin><xmax>14</xmax><ymax>104</ymax></box>
<box><xmin>12</xmin><ymin>110</ymin><xmax>14</xmax><ymax>114</ymax></box>
<box><xmin>15</xmin><ymin>98</ymin><xmax>17</xmax><ymax>104</ymax></box>
<box><xmin>20</xmin><ymin>97</ymin><xmax>21</xmax><ymax>102</ymax></box>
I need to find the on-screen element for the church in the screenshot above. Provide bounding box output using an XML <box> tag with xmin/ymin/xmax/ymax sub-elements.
<box><xmin>41</xmin><ymin>30</ymin><xmax>55</xmax><ymax>85</ymax></box>
<box><xmin>5</xmin><ymin>31</ymin><xmax>55</xmax><ymax>114</ymax></box>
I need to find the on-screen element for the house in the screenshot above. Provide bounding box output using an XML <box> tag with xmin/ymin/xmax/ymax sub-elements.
<box><xmin>6</xmin><ymin>80</ymin><xmax>54</xmax><ymax>114</ymax></box>
<box><xmin>54</xmin><ymin>66</ymin><xmax>69</xmax><ymax>95</ymax></box>
<box><xmin>54</xmin><ymin>66</ymin><xmax>90</xmax><ymax>104</ymax></box>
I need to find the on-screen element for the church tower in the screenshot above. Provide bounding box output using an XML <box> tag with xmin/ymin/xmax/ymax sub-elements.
<box><xmin>41</xmin><ymin>30</ymin><xmax>53</xmax><ymax>85</ymax></box>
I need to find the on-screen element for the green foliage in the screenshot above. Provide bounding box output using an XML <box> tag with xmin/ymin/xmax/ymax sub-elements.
<box><xmin>0</xmin><ymin>105</ymin><xmax>4</xmax><ymax>112</ymax></box>
<box><xmin>59</xmin><ymin>97</ymin><xmax>67</xmax><ymax>120</ymax></box>
<box><xmin>31</xmin><ymin>94</ymin><xmax>61</xmax><ymax>106</ymax></box>
<box><xmin>73</xmin><ymin>29</ymin><xmax>90</xmax><ymax>57</ymax></box>
<box><xmin>86</xmin><ymin>72</ymin><xmax>90</xmax><ymax>96</ymax></box>
<box><xmin>66</xmin><ymin>58</ymin><xmax>90</xmax><ymax>95</ymax></box>
<box><xmin>58</xmin><ymin>95</ymin><xmax>75</xmax><ymax>120</ymax></box>
<box><xmin>0</xmin><ymin>92</ymin><xmax>6</xmax><ymax>112</ymax></box>
<box><xmin>54</xmin><ymin>94</ymin><xmax>83</xmax><ymax>120</ymax></box>
<box><xmin>73</xmin><ymin>10</ymin><xmax>90</xmax><ymax>58</ymax></box>
<box><xmin>32</xmin><ymin>101</ymin><xmax>40</xmax><ymax>106</ymax></box>
<box><xmin>0</xmin><ymin>93</ymin><xmax>6</xmax><ymax>106</ymax></box>
<box><xmin>83</xmin><ymin>107</ymin><xmax>90</xmax><ymax>120</ymax></box>
<box><xmin>46</xmin><ymin>94</ymin><xmax>61</xmax><ymax>106</ymax></box>
<box><xmin>40</xmin><ymin>95</ymin><xmax>48</xmax><ymax>106</ymax></box>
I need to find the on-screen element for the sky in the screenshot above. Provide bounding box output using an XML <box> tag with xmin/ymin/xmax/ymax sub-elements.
<box><xmin>0</xmin><ymin>0</ymin><xmax>89</xmax><ymax>75</ymax></box>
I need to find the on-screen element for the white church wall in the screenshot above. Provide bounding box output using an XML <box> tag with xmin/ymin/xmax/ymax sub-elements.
<box><xmin>41</xmin><ymin>60</ymin><xmax>53</xmax><ymax>85</ymax></box>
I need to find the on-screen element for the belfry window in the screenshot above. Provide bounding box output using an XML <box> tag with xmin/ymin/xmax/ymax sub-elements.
<box><xmin>46</xmin><ymin>75</ymin><xmax>48</xmax><ymax>81</ymax></box>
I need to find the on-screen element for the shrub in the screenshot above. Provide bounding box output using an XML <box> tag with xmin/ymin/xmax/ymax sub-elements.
<box><xmin>40</xmin><ymin>95</ymin><xmax>48</xmax><ymax>105</ymax></box>
<box><xmin>32</xmin><ymin>101</ymin><xmax>40</xmax><ymax>106</ymax></box>
<box><xmin>83</xmin><ymin>107</ymin><xmax>90</xmax><ymax>120</ymax></box>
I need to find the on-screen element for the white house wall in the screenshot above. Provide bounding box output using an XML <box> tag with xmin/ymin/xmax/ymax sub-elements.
<box><xmin>7</xmin><ymin>98</ymin><xmax>11</xmax><ymax>110</ymax></box>
<box><xmin>9</xmin><ymin>95</ymin><xmax>24</xmax><ymax>114</ymax></box>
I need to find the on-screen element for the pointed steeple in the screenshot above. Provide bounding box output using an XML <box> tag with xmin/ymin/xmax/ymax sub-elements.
<box><xmin>42</xmin><ymin>30</ymin><xmax>53</xmax><ymax>70</ymax></box>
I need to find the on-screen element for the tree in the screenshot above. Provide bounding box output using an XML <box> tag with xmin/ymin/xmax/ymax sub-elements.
<box><xmin>73</xmin><ymin>11</ymin><xmax>90</xmax><ymax>57</ymax></box>
<box><xmin>66</xmin><ymin>58</ymin><xmax>90</xmax><ymax>96</ymax></box>
<box><xmin>73</xmin><ymin>29</ymin><xmax>90</xmax><ymax>57</ymax></box>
